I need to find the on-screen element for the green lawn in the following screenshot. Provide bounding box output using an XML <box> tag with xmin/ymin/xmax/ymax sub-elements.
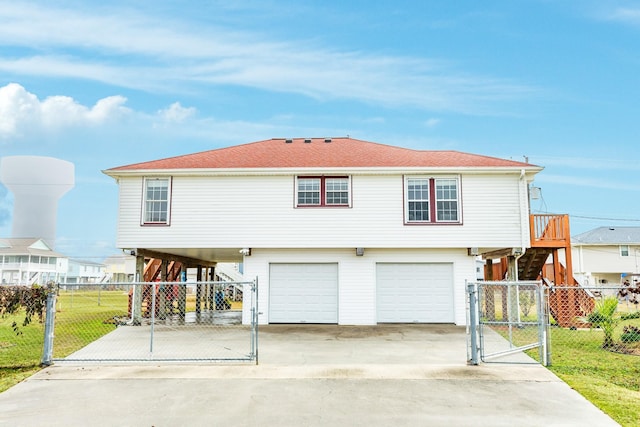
<box><xmin>545</xmin><ymin>324</ymin><xmax>640</xmax><ymax>427</ymax></box>
<box><xmin>0</xmin><ymin>289</ymin><xmax>130</xmax><ymax>392</ymax></box>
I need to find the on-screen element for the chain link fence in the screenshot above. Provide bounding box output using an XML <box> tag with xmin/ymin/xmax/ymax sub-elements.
<box><xmin>548</xmin><ymin>284</ymin><xmax>640</xmax><ymax>358</ymax></box>
<box><xmin>0</xmin><ymin>285</ymin><xmax>48</xmax><ymax>371</ymax></box>
<box><xmin>468</xmin><ymin>281</ymin><xmax>549</xmax><ymax>365</ymax></box>
<box><xmin>468</xmin><ymin>281</ymin><xmax>640</xmax><ymax>365</ymax></box>
<box><xmin>39</xmin><ymin>280</ymin><xmax>257</xmax><ymax>364</ymax></box>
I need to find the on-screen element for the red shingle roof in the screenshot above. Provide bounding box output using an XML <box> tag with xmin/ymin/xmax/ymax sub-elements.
<box><xmin>106</xmin><ymin>137</ymin><xmax>537</xmax><ymax>171</ymax></box>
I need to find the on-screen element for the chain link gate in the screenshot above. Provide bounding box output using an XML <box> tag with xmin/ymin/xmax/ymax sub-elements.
<box><xmin>467</xmin><ymin>281</ymin><xmax>550</xmax><ymax>366</ymax></box>
<box><xmin>41</xmin><ymin>279</ymin><xmax>258</xmax><ymax>364</ymax></box>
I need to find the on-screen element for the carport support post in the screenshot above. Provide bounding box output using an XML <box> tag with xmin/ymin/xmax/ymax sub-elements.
<box><xmin>196</xmin><ymin>266</ymin><xmax>203</xmax><ymax>315</ymax></box>
<box><xmin>467</xmin><ymin>281</ymin><xmax>480</xmax><ymax>365</ymax></box>
<box><xmin>178</xmin><ymin>268</ymin><xmax>187</xmax><ymax>319</ymax></box>
<box><xmin>132</xmin><ymin>255</ymin><xmax>144</xmax><ymax>325</ymax></box>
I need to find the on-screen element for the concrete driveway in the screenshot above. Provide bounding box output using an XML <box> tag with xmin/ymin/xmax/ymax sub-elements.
<box><xmin>0</xmin><ymin>325</ymin><xmax>619</xmax><ymax>427</ymax></box>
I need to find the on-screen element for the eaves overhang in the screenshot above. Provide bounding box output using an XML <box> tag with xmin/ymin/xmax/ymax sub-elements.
<box><xmin>102</xmin><ymin>165</ymin><xmax>544</xmax><ymax>179</ymax></box>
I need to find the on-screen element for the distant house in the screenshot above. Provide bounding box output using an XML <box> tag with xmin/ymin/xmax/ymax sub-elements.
<box><xmin>103</xmin><ymin>137</ymin><xmax>542</xmax><ymax>326</ymax></box>
<box><xmin>0</xmin><ymin>238</ymin><xmax>68</xmax><ymax>285</ymax></box>
<box><xmin>103</xmin><ymin>254</ymin><xmax>137</xmax><ymax>283</ymax></box>
<box><xmin>572</xmin><ymin>226</ymin><xmax>640</xmax><ymax>289</ymax></box>
<box><xmin>66</xmin><ymin>259</ymin><xmax>107</xmax><ymax>284</ymax></box>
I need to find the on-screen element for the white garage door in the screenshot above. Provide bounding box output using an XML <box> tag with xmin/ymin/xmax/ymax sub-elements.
<box><xmin>377</xmin><ymin>263</ymin><xmax>454</xmax><ymax>323</ymax></box>
<box><xmin>269</xmin><ymin>263</ymin><xmax>338</xmax><ymax>323</ymax></box>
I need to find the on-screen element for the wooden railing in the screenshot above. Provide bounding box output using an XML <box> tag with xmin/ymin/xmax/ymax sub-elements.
<box><xmin>530</xmin><ymin>214</ymin><xmax>571</xmax><ymax>248</ymax></box>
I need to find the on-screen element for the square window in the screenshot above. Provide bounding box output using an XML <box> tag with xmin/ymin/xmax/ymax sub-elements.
<box><xmin>405</xmin><ymin>176</ymin><xmax>460</xmax><ymax>224</ymax></box>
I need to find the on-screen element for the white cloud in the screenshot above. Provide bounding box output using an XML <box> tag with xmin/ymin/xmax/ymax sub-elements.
<box><xmin>0</xmin><ymin>3</ymin><xmax>539</xmax><ymax>115</ymax></box>
<box><xmin>0</xmin><ymin>83</ymin><xmax>132</xmax><ymax>139</ymax></box>
<box><xmin>424</xmin><ymin>118</ymin><xmax>441</xmax><ymax>128</ymax></box>
<box><xmin>606</xmin><ymin>7</ymin><xmax>640</xmax><ymax>25</ymax></box>
<box><xmin>157</xmin><ymin>102</ymin><xmax>197</xmax><ymax>123</ymax></box>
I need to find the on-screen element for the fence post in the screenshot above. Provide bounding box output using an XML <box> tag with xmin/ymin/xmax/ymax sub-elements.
<box><xmin>467</xmin><ymin>281</ymin><xmax>480</xmax><ymax>365</ymax></box>
<box><xmin>251</xmin><ymin>277</ymin><xmax>259</xmax><ymax>365</ymax></box>
<box><xmin>41</xmin><ymin>282</ymin><xmax>57</xmax><ymax>366</ymax></box>
<box><xmin>540</xmin><ymin>284</ymin><xmax>552</xmax><ymax>366</ymax></box>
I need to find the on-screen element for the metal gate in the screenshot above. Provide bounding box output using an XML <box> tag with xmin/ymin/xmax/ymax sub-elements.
<box><xmin>467</xmin><ymin>281</ymin><xmax>550</xmax><ymax>366</ymax></box>
<box><xmin>42</xmin><ymin>280</ymin><xmax>258</xmax><ymax>364</ymax></box>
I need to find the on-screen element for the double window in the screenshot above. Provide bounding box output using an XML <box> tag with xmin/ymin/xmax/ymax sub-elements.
<box><xmin>405</xmin><ymin>176</ymin><xmax>461</xmax><ymax>224</ymax></box>
<box><xmin>296</xmin><ymin>176</ymin><xmax>351</xmax><ymax>207</ymax></box>
<box><xmin>142</xmin><ymin>177</ymin><xmax>172</xmax><ymax>225</ymax></box>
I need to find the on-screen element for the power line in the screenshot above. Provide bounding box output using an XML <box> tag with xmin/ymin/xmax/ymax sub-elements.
<box><xmin>570</xmin><ymin>215</ymin><xmax>640</xmax><ymax>223</ymax></box>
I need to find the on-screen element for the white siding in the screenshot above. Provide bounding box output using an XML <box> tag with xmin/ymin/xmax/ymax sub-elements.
<box><xmin>572</xmin><ymin>245</ymin><xmax>640</xmax><ymax>275</ymax></box>
<box><xmin>116</xmin><ymin>172</ymin><xmax>528</xmax><ymax>250</ymax></box>
<box><xmin>243</xmin><ymin>248</ymin><xmax>474</xmax><ymax>326</ymax></box>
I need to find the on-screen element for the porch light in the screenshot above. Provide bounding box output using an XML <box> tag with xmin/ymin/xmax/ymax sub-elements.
<box><xmin>355</xmin><ymin>247</ymin><xmax>365</xmax><ymax>256</ymax></box>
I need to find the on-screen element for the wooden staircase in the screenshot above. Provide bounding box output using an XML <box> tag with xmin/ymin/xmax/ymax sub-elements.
<box><xmin>492</xmin><ymin>214</ymin><xmax>594</xmax><ymax>327</ymax></box>
<box><xmin>527</xmin><ymin>214</ymin><xmax>593</xmax><ymax>327</ymax></box>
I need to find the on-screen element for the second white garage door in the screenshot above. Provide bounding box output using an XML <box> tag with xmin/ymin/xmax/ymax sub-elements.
<box><xmin>269</xmin><ymin>263</ymin><xmax>338</xmax><ymax>323</ymax></box>
<box><xmin>377</xmin><ymin>263</ymin><xmax>454</xmax><ymax>323</ymax></box>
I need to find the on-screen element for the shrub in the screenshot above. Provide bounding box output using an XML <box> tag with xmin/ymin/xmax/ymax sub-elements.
<box><xmin>585</xmin><ymin>297</ymin><xmax>621</xmax><ymax>348</ymax></box>
<box><xmin>0</xmin><ymin>285</ymin><xmax>48</xmax><ymax>335</ymax></box>
<box><xmin>620</xmin><ymin>325</ymin><xmax>640</xmax><ymax>343</ymax></box>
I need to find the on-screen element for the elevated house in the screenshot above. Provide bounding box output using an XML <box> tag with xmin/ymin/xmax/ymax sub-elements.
<box><xmin>103</xmin><ymin>137</ymin><xmax>581</xmax><ymax>326</ymax></box>
<box><xmin>0</xmin><ymin>238</ymin><xmax>68</xmax><ymax>285</ymax></box>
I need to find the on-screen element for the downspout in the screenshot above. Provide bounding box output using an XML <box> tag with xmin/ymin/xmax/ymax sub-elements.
<box><xmin>519</xmin><ymin>169</ymin><xmax>529</xmax><ymax>257</ymax></box>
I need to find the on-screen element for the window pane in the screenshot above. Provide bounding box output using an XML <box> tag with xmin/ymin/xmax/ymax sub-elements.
<box><xmin>435</xmin><ymin>179</ymin><xmax>458</xmax><ymax>222</ymax></box>
<box><xmin>407</xmin><ymin>179</ymin><xmax>430</xmax><ymax>221</ymax></box>
<box><xmin>437</xmin><ymin>200</ymin><xmax>458</xmax><ymax>221</ymax></box>
<box><xmin>325</xmin><ymin>178</ymin><xmax>349</xmax><ymax>205</ymax></box>
<box><xmin>298</xmin><ymin>178</ymin><xmax>321</xmax><ymax>205</ymax></box>
<box><xmin>144</xmin><ymin>178</ymin><xmax>170</xmax><ymax>223</ymax></box>
<box><xmin>408</xmin><ymin>201</ymin><xmax>429</xmax><ymax>221</ymax></box>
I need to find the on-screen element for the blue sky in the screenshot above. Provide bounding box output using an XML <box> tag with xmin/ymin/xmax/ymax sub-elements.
<box><xmin>1</xmin><ymin>0</ymin><xmax>639</xmax><ymax>261</ymax></box>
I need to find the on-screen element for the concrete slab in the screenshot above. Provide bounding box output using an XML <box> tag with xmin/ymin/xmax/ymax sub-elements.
<box><xmin>0</xmin><ymin>325</ymin><xmax>620</xmax><ymax>427</ymax></box>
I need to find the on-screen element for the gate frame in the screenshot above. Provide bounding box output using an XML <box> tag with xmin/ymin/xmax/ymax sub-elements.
<box><xmin>41</xmin><ymin>279</ymin><xmax>258</xmax><ymax>365</ymax></box>
<box><xmin>467</xmin><ymin>280</ymin><xmax>551</xmax><ymax>366</ymax></box>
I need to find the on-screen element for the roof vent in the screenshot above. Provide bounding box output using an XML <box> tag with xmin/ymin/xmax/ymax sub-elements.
<box><xmin>304</xmin><ymin>138</ymin><xmax>312</xmax><ymax>143</ymax></box>
<box><xmin>285</xmin><ymin>139</ymin><xmax>293</xmax><ymax>144</ymax></box>
<box><xmin>324</xmin><ymin>138</ymin><xmax>332</xmax><ymax>143</ymax></box>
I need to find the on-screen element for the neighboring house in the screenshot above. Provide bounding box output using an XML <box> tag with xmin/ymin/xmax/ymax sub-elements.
<box><xmin>66</xmin><ymin>259</ymin><xmax>107</xmax><ymax>284</ymax></box>
<box><xmin>103</xmin><ymin>254</ymin><xmax>137</xmax><ymax>283</ymax></box>
<box><xmin>572</xmin><ymin>226</ymin><xmax>640</xmax><ymax>290</ymax></box>
<box><xmin>0</xmin><ymin>238</ymin><xmax>69</xmax><ymax>285</ymax></box>
<box><xmin>103</xmin><ymin>137</ymin><xmax>542</xmax><ymax>326</ymax></box>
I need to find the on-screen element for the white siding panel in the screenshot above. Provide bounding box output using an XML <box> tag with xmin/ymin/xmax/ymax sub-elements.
<box><xmin>116</xmin><ymin>173</ymin><xmax>528</xmax><ymax>250</ymax></box>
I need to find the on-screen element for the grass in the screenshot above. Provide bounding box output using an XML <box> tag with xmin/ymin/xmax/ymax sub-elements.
<box><xmin>544</xmin><ymin>319</ymin><xmax>640</xmax><ymax>427</ymax></box>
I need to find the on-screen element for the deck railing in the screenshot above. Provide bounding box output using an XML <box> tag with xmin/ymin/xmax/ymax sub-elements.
<box><xmin>530</xmin><ymin>214</ymin><xmax>571</xmax><ymax>247</ymax></box>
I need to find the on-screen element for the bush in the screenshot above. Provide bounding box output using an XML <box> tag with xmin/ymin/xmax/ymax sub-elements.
<box><xmin>620</xmin><ymin>325</ymin><xmax>640</xmax><ymax>343</ymax></box>
<box><xmin>621</xmin><ymin>311</ymin><xmax>640</xmax><ymax>320</ymax></box>
<box><xmin>0</xmin><ymin>285</ymin><xmax>48</xmax><ymax>335</ymax></box>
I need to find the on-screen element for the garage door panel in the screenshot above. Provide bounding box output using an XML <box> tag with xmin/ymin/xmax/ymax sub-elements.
<box><xmin>377</xmin><ymin>263</ymin><xmax>454</xmax><ymax>323</ymax></box>
<box><xmin>269</xmin><ymin>263</ymin><xmax>338</xmax><ymax>323</ymax></box>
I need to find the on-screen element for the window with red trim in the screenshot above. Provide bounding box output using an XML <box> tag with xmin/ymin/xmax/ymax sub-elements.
<box><xmin>405</xmin><ymin>176</ymin><xmax>460</xmax><ymax>224</ymax></box>
<box><xmin>296</xmin><ymin>176</ymin><xmax>350</xmax><ymax>207</ymax></box>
